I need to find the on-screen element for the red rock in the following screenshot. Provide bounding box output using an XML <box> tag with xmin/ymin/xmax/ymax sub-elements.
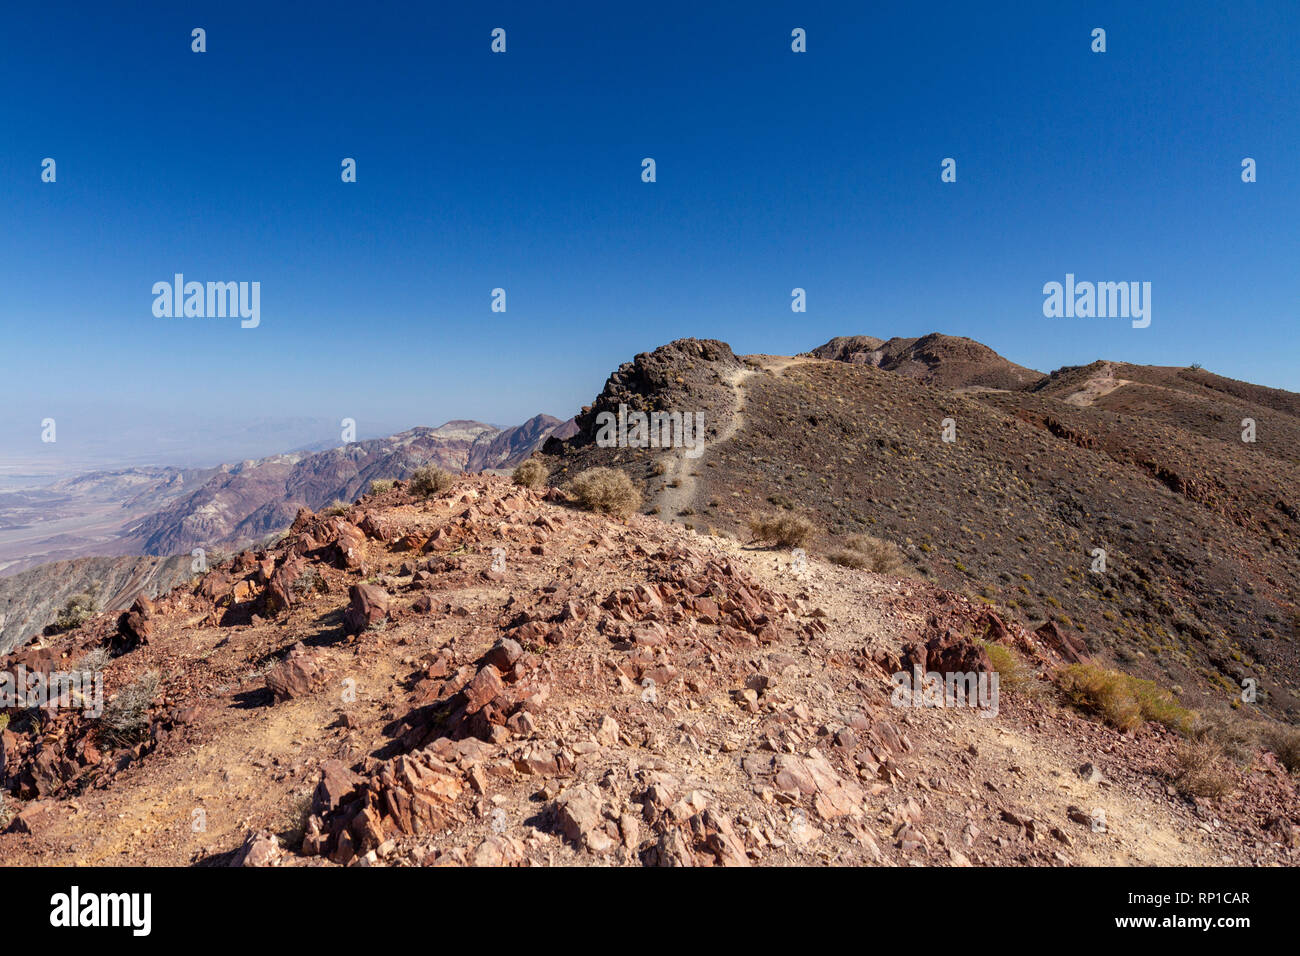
<box><xmin>313</xmin><ymin>759</ymin><xmax>361</xmax><ymax>816</ymax></box>
<box><xmin>464</xmin><ymin>666</ymin><xmax>504</xmax><ymax>714</ymax></box>
<box><xmin>343</xmin><ymin>583</ymin><xmax>389</xmax><ymax>635</ymax></box>
<box><xmin>265</xmin><ymin>643</ymin><xmax>325</xmax><ymax>701</ymax></box>
<box><xmin>484</xmin><ymin>639</ymin><xmax>523</xmax><ymax>672</ymax></box>
<box><xmin>230</xmin><ymin>830</ymin><xmax>282</xmax><ymax>867</ymax></box>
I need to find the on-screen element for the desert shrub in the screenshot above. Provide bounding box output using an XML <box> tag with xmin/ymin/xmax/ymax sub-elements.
<box><xmin>1058</xmin><ymin>663</ymin><xmax>1194</xmax><ymax>733</ymax></box>
<box><xmin>512</xmin><ymin>459</ymin><xmax>548</xmax><ymax>489</ymax></box>
<box><xmin>827</xmin><ymin>549</ymin><xmax>867</xmax><ymax>569</ymax></box>
<box><xmin>291</xmin><ymin>566</ymin><xmax>327</xmax><ymax>596</ymax></box>
<box><xmin>568</xmin><ymin>467</ymin><xmax>641</xmax><ymax>518</ymax></box>
<box><xmin>1172</xmin><ymin>740</ymin><xmax>1235</xmax><ymax>799</ymax></box>
<box><xmin>1262</xmin><ymin>724</ymin><xmax>1300</xmax><ymax>773</ymax></box>
<box><xmin>748</xmin><ymin>512</ymin><xmax>815</xmax><ymax>549</ymax></box>
<box><xmin>409</xmin><ymin>465</ymin><xmax>454</xmax><ymax>498</ymax></box>
<box><xmin>321</xmin><ymin>500</ymin><xmax>350</xmax><ymax>517</ymax></box>
<box><xmin>1192</xmin><ymin>710</ymin><xmax>1261</xmax><ymax>766</ymax></box>
<box><xmin>280</xmin><ymin>791</ymin><xmax>316</xmax><ymax>850</ymax></box>
<box><xmin>981</xmin><ymin>641</ymin><xmax>1036</xmax><ymax>695</ymax></box>
<box><xmin>53</xmin><ymin>592</ymin><xmax>97</xmax><ymax>632</ymax></box>
<box><xmin>98</xmin><ymin>670</ymin><xmax>160</xmax><ymax>747</ymax></box>
<box><xmin>368</xmin><ymin>478</ymin><xmax>395</xmax><ymax>496</ymax></box>
<box><xmin>74</xmin><ymin>646</ymin><xmax>113</xmax><ymax>673</ymax></box>
<box><xmin>844</xmin><ymin>534</ymin><xmax>907</xmax><ymax>574</ymax></box>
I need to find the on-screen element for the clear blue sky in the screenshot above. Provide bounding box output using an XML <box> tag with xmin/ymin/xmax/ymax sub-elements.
<box><xmin>2</xmin><ymin>1</ymin><xmax>1297</xmax><ymax>470</ymax></box>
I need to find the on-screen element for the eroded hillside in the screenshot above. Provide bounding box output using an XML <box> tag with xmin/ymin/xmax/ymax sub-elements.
<box><xmin>1</xmin><ymin>476</ymin><xmax>1296</xmax><ymax>867</ymax></box>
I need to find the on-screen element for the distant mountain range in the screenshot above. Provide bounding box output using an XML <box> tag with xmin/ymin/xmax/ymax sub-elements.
<box><xmin>0</xmin><ymin>414</ymin><xmax>573</xmax><ymax>652</ymax></box>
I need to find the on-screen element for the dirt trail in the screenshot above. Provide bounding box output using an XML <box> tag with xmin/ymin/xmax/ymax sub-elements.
<box><xmin>1061</xmin><ymin>362</ymin><xmax>1134</xmax><ymax>407</ymax></box>
<box><xmin>652</xmin><ymin>356</ymin><xmax>815</xmax><ymax>522</ymax></box>
<box><xmin>652</xmin><ymin>366</ymin><xmax>754</xmax><ymax>522</ymax></box>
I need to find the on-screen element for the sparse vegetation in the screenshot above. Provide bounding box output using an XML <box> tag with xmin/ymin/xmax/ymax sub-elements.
<box><xmin>1262</xmin><ymin>724</ymin><xmax>1300</xmax><ymax>773</ymax></box>
<box><xmin>1057</xmin><ymin>662</ymin><xmax>1194</xmax><ymax>733</ymax></box>
<box><xmin>321</xmin><ymin>500</ymin><xmax>350</xmax><ymax>517</ymax></box>
<box><xmin>828</xmin><ymin>534</ymin><xmax>907</xmax><ymax>574</ymax></box>
<box><xmin>409</xmin><ymin>465</ymin><xmax>454</xmax><ymax>498</ymax></box>
<box><xmin>52</xmin><ymin>592</ymin><xmax>97</xmax><ymax>633</ymax></box>
<box><xmin>567</xmin><ymin>467</ymin><xmax>642</xmax><ymax>518</ymax></box>
<box><xmin>981</xmin><ymin>641</ymin><xmax>1038</xmax><ymax>695</ymax></box>
<box><xmin>748</xmin><ymin>512</ymin><xmax>815</xmax><ymax>549</ymax></box>
<box><xmin>74</xmin><ymin>646</ymin><xmax>113</xmax><ymax>673</ymax></box>
<box><xmin>512</xmin><ymin>459</ymin><xmax>548</xmax><ymax>489</ymax></box>
<box><xmin>368</xmin><ymin>478</ymin><xmax>395</xmax><ymax>496</ymax></box>
<box><xmin>1172</xmin><ymin>739</ymin><xmax>1235</xmax><ymax>799</ymax></box>
<box><xmin>98</xmin><ymin>669</ymin><xmax>160</xmax><ymax>747</ymax></box>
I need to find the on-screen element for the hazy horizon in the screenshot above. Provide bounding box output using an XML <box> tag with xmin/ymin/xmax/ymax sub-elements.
<box><xmin>4</xmin><ymin>1</ymin><xmax>1298</xmax><ymax>474</ymax></box>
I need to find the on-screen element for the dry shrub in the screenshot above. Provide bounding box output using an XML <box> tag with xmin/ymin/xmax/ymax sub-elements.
<box><xmin>409</xmin><ymin>465</ymin><xmax>454</xmax><ymax>498</ymax></box>
<box><xmin>1058</xmin><ymin>662</ymin><xmax>1194</xmax><ymax>733</ymax></box>
<box><xmin>368</xmin><ymin>479</ymin><xmax>395</xmax><ymax>496</ymax></box>
<box><xmin>512</xmin><ymin>459</ymin><xmax>548</xmax><ymax>489</ymax></box>
<box><xmin>748</xmin><ymin>512</ymin><xmax>815</xmax><ymax>549</ymax></box>
<box><xmin>1192</xmin><ymin>710</ymin><xmax>1261</xmax><ymax>766</ymax></box>
<box><xmin>99</xmin><ymin>669</ymin><xmax>160</xmax><ymax>747</ymax></box>
<box><xmin>840</xmin><ymin>534</ymin><xmax>907</xmax><ymax>574</ymax></box>
<box><xmin>1172</xmin><ymin>740</ymin><xmax>1236</xmax><ymax>799</ymax></box>
<box><xmin>568</xmin><ymin>467</ymin><xmax>642</xmax><ymax>518</ymax></box>
<box><xmin>1262</xmin><ymin>724</ymin><xmax>1300</xmax><ymax>773</ymax></box>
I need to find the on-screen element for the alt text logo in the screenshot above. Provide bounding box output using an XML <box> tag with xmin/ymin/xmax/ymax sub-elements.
<box><xmin>595</xmin><ymin>404</ymin><xmax>706</xmax><ymax>458</ymax></box>
<box><xmin>1043</xmin><ymin>273</ymin><xmax>1150</xmax><ymax>328</ymax></box>
<box><xmin>152</xmin><ymin>274</ymin><xmax>260</xmax><ymax>328</ymax></box>
<box><xmin>49</xmin><ymin>886</ymin><xmax>151</xmax><ymax>936</ymax></box>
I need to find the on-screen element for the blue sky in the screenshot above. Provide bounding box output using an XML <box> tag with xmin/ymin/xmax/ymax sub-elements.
<box><xmin>1</xmin><ymin>1</ymin><xmax>1297</xmax><ymax>471</ymax></box>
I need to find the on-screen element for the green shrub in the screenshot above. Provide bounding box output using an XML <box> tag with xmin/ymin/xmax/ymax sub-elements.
<box><xmin>1058</xmin><ymin>662</ymin><xmax>1194</xmax><ymax>733</ymax></box>
<box><xmin>53</xmin><ymin>593</ymin><xmax>97</xmax><ymax>632</ymax></box>
<box><xmin>982</xmin><ymin>641</ymin><xmax>1036</xmax><ymax>695</ymax></box>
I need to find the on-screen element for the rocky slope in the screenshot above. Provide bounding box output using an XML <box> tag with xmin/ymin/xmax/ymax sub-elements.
<box><xmin>540</xmin><ymin>335</ymin><xmax>1300</xmax><ymax>724</ymax></box>
<box><xmin>0</xmin><ymin>416</ymin><xmax>571</xmax><ymax>655</ymax></box>
<box><xmin>0</xmin><ymin>555</ymin><xmax>193</xmax><ymax>655</ymax></box>
<box><xmin>1</xmin><ymin>475</ymin><xmax>1294</xmax><ymax>867</ymax></box>
<box><xmin>124</xmin><ymin>417</ymin><xmax>570</xmax><ymax>557</ymax></box>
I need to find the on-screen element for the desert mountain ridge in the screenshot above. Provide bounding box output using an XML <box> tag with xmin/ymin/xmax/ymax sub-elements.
<box><xmin>5</xmin><ymin>329</ymin><xmax>1298</xmax><ymax>727</ymax></box>
<box><xmin>0</xmin><ymin>415</ymin><xmax>575</xmax><ymax>653</ymax></box>
<box><xmin>1</xmin><ymin>472</ymin><xmax>1295</xmax><ymax>867</ymax></box>
<box><xmin>540</xmin><ymin>333</ymin><xmax>1300</xmax><ymax>721</ymax></box>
